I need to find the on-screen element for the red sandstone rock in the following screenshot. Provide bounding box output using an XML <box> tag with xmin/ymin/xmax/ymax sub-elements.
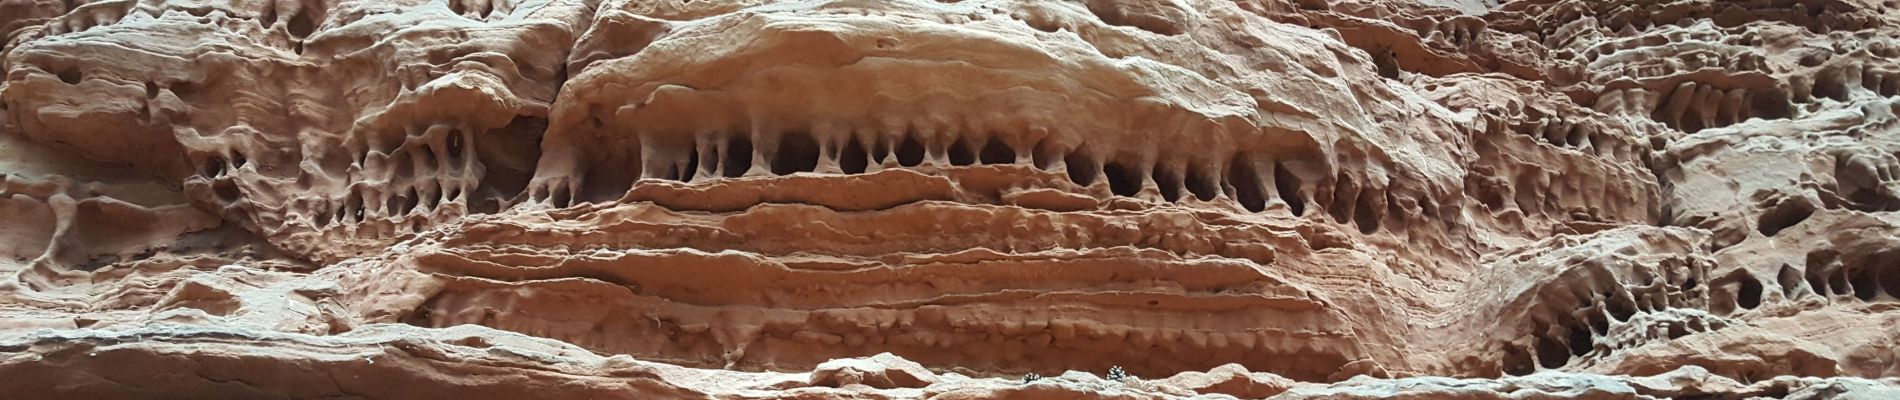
<box><xmin>2</xmin><ymin>0</ymin><xmax>1899</xmax><ymax>398</ymax></box>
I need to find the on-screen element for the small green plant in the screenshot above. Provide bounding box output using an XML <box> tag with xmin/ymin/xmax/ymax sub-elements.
<box><xmin>1105</xmin><ymin>365</ymin><xmax>1131</xmax><ymax>381</ymax></box>
<box><xmin>1022</xmin><ymin>372</ymin><xmax>1042</xmax><ymax>384</ymax></box>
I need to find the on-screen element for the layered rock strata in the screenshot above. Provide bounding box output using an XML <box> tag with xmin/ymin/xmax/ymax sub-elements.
<box><xmin>2</xmin><ymin>0</ymin><xmax>1899</xmax><ymax>398</ymax></box>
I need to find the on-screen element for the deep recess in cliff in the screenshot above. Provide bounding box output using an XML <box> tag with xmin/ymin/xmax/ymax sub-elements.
<box><xmin>3</xmin><ymin>0</ymin><xmax>1900</xmax><ymax>398</ymax></box>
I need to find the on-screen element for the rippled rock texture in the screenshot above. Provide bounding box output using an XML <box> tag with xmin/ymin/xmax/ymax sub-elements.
<box><xmin>3</xmin><ymin>0</ymin><xmax>1900</xmax><ymax>398</ymax></box>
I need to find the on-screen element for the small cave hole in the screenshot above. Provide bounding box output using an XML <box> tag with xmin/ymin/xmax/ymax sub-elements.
<box><xmin>313</xmin><ymin>205</ymin><xmax>333</xmax><ymax>228</ymax></box>
<box><xmin>840</xmin><ymin>138</ymin><xmax>869</xmax><ymax>174</ymax></box>
<box><xmin>1501</xmin><ymin>345</ymin><xmax>1535</xmax><ymax>376</ymax></box>
<box><xmin>1815</xmin><ymin>75</ymin><xmax>1849</xmax><ymax>101</ymax></box>
<box><xmin>345</xmin><ymin>192</ymin><xmax>364</xmax><ymax>222</ymax></box>
<box><xmin>870</xmin><ymin>137</ymin><xmax>891</xmax><ymax>165</ymax></box>
<box><xmin>723</xmin><ymin>136</ymin><xmax>754</xmax><ymax>178</ymax></box>
<box><xmin>1031</xmin><ymin>139</ymin><xmax>1061</xmax><ymax>170</ymax></box>
<box><xmin>577</xmin><ymin>153</ymin><xmax>638</xmax><ymax>204</ymax></box>
<box><xmin>1606</xmin><ymin>292</ymin><xmax>1637</xmax><ymax>322</ymax></box>
<box><xmin>399</xmin><ymin>189</ymin><xmax>421</xmax><ymax>215</ymax></box>
<box><xmin>1679</xmin><ymin>114</ymin><xmax>1707</xmax><ymax>134</ymax></box>
<box><xmin>1586</xmin><ymin>309</ymin><xmax>1610</xmax><ymax>335</ymax></box>
<box><xmin>1806</xmin><ymin>252</ymin><xmax>1836</xmax><ymax>297</ymax></box>
<box><xmin>947</xmin><ymin>138</ymin><xmax>977</xmax><ymax>166</ymax></box>
<box><xmin>1155</xmin><ymin>166</ymin><xmax>1183</xmax><ymax>202</ymax></box>
<box><xmin>418</xmin><ymin>185</ymin><xmax>437</xmax><ymax>211</ymax></box>
<box><xmin>1186</xmin><ymin>169</ymin><xmax>1218</xmax><ymax>202</ymax></box>
<box><xmin>56</xmin><ymin>68</ymin><xmax>81</xmax><ymax>85</ymax></box>
<box><xmin>1354</xmin><ymin>190</ymin><xmax>1382</xmax><ymax>234</ymax></box>
<box><xmin>446</xmin><ymin>131</ymin><xmax>466</xmax><ymax>164</ymax></box>
<box><xmin>1882</xmin><ymin>267</ymin><xmax>1900</xmax><ymax>301</ymax></box>
<box><xmin>166</xmin><ymin>81</ymin><xmax>199</xmax><ymax>99</ymax></box>
<box><xmin>477</xmin><ymin>1</ymin><xmax>496</xmax><ymax>19</ymax></box>
<box><xmin>1830</xmin><ymin>269</ymin><xmax>1851</xmax><ymax>296</ymax></box>
<box><xmin>771</xmin><ymin>131</ymin><xmax>820</xmax><ymax>175</ymax></box>
<box><xmin>144</xmin><ymin>81</ymin><xmax>159</xmax><ymax>99</ymax></box>
<box><xmin>286</xmin><ymin>10</ymin><xmax>317</xmax><ymax>38</ymax></box>
<box><xmin>469</xmin><ymin>196</ymin><xmax>502</xmax><ymax>215</ymax></box>
<box><xmin>213</xmin><ymin>181</ymin><xmax>242</xmax><ymax>203</ymax></box>
<box><xmin>979</xmin><ymin>139</ymin><xmax>1015</xmax><ymax>165</ymax></box>
<box><xmin>1666</xmin><ymin>322</ymin><xmax>1690</xmax><ymax>339</ymax></box>
<box><xmin>895</xmin><ymin>135</ymin><xmax>925</xmax><ymax>167</ymax></box>
<box><xmin>1372</xmin><ymin>48</ymin><xmax>1401</xmax><ymax>79</ymax></box>
<box><xmin>1274</xmin><ymin>162</ymin><xmax>1306</xmax><ymax>216</ymax></box>
<box><xmin>1103</xmin><ymin>162</ymin><xmax>1141</xmax><ymax>197</ymax></box>
<box><xmin>1476</xmin><ymin>182</ymin><xmax>1508</xmax><ymax>211</ymax></box>
<box><xmin>1808</xmin><ymin>269</ymin><xmax>1831</xmax><ymax>297</ymax></box>
<box><xmin>1328</xmin><ymin>179</ymin><xmax>1355</xmax><ymax>224</ymax></box>
<box><xmin>1228</xmin><ymin>156</ymin><xmax>1267</xmax><ymax>212</ymax></box>
<box><xmin>658</xmin><ymin>164</ymin><xmax>680</xmax><ymax>181</ymax></box>
<box><xmin>680</xmin><ymin>145</ymin><xmax>699</xmax><ymax>182</ymax></box>
<box><xmin>1066</xmin><ymin>153</ymin><xmax>1099</xmax><ymax>186</ymax></box>
<box><xmin>1778</xmin><ymin>263</ymin><xmax>1806</xmax><ymax>299</ymax></box>
<box><xmin>472</xmin><ymin>116</ymin><xmax>545</xmax><ymax>201</ymax></box>
<box><xmin>260</xmin><ymin>4</ymin><xmax>278</xmax><ymax>28</ymax></box>
<box><xmin>1534</xmin><ymin>333</ymin><xmax>1570</xmax><ymax>369</ymax></box>
<box><xmin>1751</xmin><ymin>91</ymin><xmax>1793</xmax><ymax>120</ymax></box>
<box><xmin>1757</xmin><ymin>199</ymin><xmax>1814</xmax><ymax>236</ymax></box>
<box><xmin>1851</xmin><ymin>267</ymin><xmax>1881</xmax><ymax>301</ymax></box>
<box><xmin>383</xmin><ymin>192</ymin><xmax>404</xmax><ymax>215</ymax></box>
<box><xmin>549</xmin><ymin>186</ymin><xmax>573</xmax><ymax>208</ymax></box>
<box><xmin>1565</xmin><ymin>326</ymin><xmax>1593</xmax><ymax>357</ymax></box>
<box><xmin>203</xmin><ymin>156</ymin><xmax>227</xmax><ymax>177</ymax></box>
<box><xmin>1737</xmin><ymin>274</ymin><xmax>1763</xmax><ymax>309</ymax></box>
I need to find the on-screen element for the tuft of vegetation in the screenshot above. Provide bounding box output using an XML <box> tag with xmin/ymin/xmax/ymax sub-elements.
<box><xmin>1106</xmin><ymin>365</ymin><xmax>1132</xmax><ymax>381</ymax></box>
<box><xmin>1022</xmin><ymin>372</ymin><xmax>1042</xmax><ymax>384</ymax></box>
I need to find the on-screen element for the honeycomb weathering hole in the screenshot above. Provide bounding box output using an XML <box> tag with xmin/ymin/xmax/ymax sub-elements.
<box><xmin>894</xmin><ymin>135</ymin><xmax>924</xmax><ymax>167</ymax></box>
<box><xmin>1737</xmin><ymin>274</ymin><xmax>1763</xmax><ymax>309</ymax></box>
<box><xmin>1103</xmin><ymin>162</ymin><xmax>1140</xmax><ymax>197</ymax></box>
<box><xmin>770</xmin><ymin>132</ymin><xmax>820</xmax><ymax>175</ymax></box>
<box><xmin>1228</xmin><ymin>156</ymin><xmax>1268</xmax><ymax>212</ymax></box>
<box><xmin>1274</xmin><ymin>163</ymin><xmax>1305</xmax><ymax>216</ymax></box>
<box><xmin>1758</xmin><ymin>198</ymin><xmax>1814</xmax><ymax>236</ymax></box>
<box><xmin>839</xmin><ymin>138</ymin><xmax>868</xmax><ymax>174</ymax></box>
<box><xmin>723</xmin><ymin>136</ymin><xmax>755</xmax><ymax>177</ymax></box>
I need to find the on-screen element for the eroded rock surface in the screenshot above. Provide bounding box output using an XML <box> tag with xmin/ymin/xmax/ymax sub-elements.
<box><xmin>2</xmin><ymin>0</ymin><xmax>1899</xmax><ymax>398</ymax></box>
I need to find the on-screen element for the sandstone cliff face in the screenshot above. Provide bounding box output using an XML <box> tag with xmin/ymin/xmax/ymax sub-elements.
<box><xmin>2</xmin><ymin>0</ymin><xmax>1899</xmax><ymax>398</ymax></box>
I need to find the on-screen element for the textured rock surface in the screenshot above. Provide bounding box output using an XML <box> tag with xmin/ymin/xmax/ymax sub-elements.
<box><xmin>3</xmin><ymin>0</ymin><xmax>1900</xmax><ymax>398</ymax></box>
